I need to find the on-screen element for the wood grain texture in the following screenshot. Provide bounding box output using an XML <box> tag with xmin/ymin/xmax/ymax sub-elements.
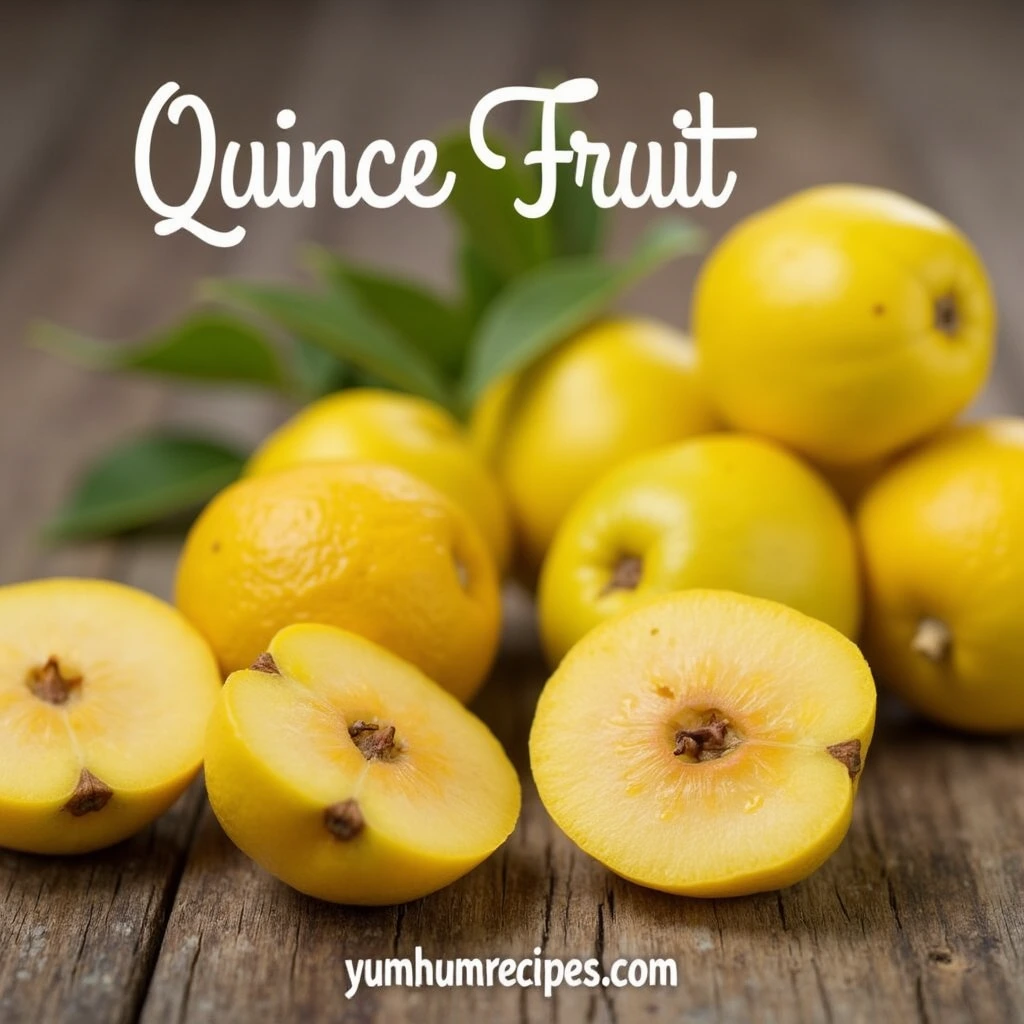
<box><xmin>0</xmin><ymin>0</ymin><xmax>131</xmax><ymax>251</ymax></box>
<box><xmin>0</xmin><ymin>1</ymin><xmax>1022</xmax><ymax>1022</ymax></box>
<box><xmin>0</xmin><ymin>5</ymin><xmax>324</xmax><ymax>1022</ymax></box>
<box><xmin>0</xmin><ymin>789</ymin><xmax>203</xmax><ymax>1024</ymax></box>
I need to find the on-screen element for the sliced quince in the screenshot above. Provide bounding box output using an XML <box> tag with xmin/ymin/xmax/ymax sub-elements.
<box><xmin>205</xmin><ymin>623</ymin><xmax>521</xmax><ymax>905</ymax></box>
<box><xmin>530</xmin><ymin>590</ymin><xmax>876</xmax><ymax>897</ymax></box>
<box><xmin>0</xmin><ymin>578</ymin><xmax>221</xmax><ymax>854</ymax></box>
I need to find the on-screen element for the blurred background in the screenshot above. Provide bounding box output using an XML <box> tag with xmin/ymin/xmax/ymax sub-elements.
<box><xmin>0</xmin><ymin>0</ymin><xmax>1021</xmax><ymax>590</ymax></box>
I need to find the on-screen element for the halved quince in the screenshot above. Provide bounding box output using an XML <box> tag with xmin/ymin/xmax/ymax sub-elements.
<box><xmin>205</xmin><ymin>623</ymin><xmax>521</xmax><ymax>905</ymax></box>
<box><xmin>530</xmin><ymin>590</ymin><xmax>876</xmax><ymax>896</ymax></box>
<box><xmin>0</xmin><ymin>578</ymin><xmax>221</xmax><ymax>854</ymax></box>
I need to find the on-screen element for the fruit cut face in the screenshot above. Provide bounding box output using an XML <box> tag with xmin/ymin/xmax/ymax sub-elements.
<box><xmin>204</xmin><ymin>623</ymin><xmax>521</xmax><ymax>905</ymax></box>
<box><xmin>0</xmin><ymin>578</ymin><xmax>221</xmax><ymax>855</ymax></box>
<box><xmin>530</xmin><ymin>591</ymin><xmax>876</xmax><ymax>897</ymax></box>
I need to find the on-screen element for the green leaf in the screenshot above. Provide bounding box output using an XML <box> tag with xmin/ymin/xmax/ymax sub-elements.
<box><xmin>33</xmin><ymin>312</ymin><xmax>293</xmax><ymax>390</ymax></box>
<box><xmin>44</xmin><ymin>433</ymin><xmax>247</xmax><ymax>542</ymax></box>
<box><xmin>205</xmin><ymin>280</ymin><xmax>457</xmax><ymax>412</ymax></box>
<box><xmin>435</xmin><ymin>132</ymin><xmax>553</xmax><ymax>282</ymax></box>
<box><xmin>461</xmin><ymin>218</ymin><xmax>705</xmax><ymax>402</ymax></box>
<box><xmin>458</xmin><ymin>241</ymin><xmax>506</xmax><ymax>327</ymax></box>
<box><xmin>306</xmin><ymin>246</ymin><xmax>469</xmax><ymax>376</ymax></box>
<box><xmin>292</xmin><ymin>337</ymin><xmax>351</xmax><ymax>399</ymax></box>
<box><xmin>527</xmin><ymin>102</ymin><xmax>604</xmax><ymax>258</ymax></box>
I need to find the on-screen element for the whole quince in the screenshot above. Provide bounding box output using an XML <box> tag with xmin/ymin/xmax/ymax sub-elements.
<box><xmin>471</xmin><ymin>317</ymin><xmax>718</xmax><ymax>578</ymax></box>
<box><xmin>693</xmin><ymin>185</ymin><xmax>995</xmax><ymax>464</ymax></box>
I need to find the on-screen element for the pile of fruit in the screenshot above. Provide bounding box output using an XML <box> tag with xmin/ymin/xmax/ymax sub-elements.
<box><xmin>2</xmin><ymin>184</ymin><xmax>1021</xmax><ymax>906</ymax></box>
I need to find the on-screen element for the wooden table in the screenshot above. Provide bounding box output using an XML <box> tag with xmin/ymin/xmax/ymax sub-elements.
<box><xmin>1</xmin><ymin>2</ymin><xmax>1022</xmax><ymax>1021</ymax></box>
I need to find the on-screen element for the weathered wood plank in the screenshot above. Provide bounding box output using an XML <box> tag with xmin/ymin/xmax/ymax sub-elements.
<box><xmin>0</xmin><ymin>788</ymin><xmax>203</xmax><ymax>1024</ymax></box>
<box><xmin>0</xmin><ymin>5</ymin><xmax>325</xmax><ymax>1022</ymax></box>
<box><xmin>0</xmin><ymin>0</ymin><xmax>131</xmax><ymax>248</ymax></box>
